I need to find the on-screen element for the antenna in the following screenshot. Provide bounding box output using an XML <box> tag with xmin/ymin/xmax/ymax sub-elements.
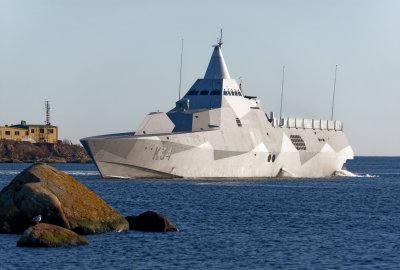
<box><xmin>279</xmin><ymin>65</ymin><xmax>285</xmax><ymax>126</ymax></box>
<box><xmin>218</xmin><ymin>28</ymin><xmax>223</xmax><ymax>47</ymax></box>
<box><xmin>331</xmin><ymin>65</ymin><xmax>338</xmax><ymax>120</ymax></box>
<box><xmin>45</xmin><ymin>100</ymin><xmax>51</xmax><ymax>143</ymax></box>
<box><xmin>238</xmin><ymin>77</ymin><xmax>243</xmax><ymax>90</ymax></box>
<box><xmin>45</xmin><ymin>100</ymin><xmax>50</xmax><ymax>125</ymax></box>
<box><xmin>178</xmin><ymin>38</ymin><xmax>184</xmax><ymax>100</ymax></box>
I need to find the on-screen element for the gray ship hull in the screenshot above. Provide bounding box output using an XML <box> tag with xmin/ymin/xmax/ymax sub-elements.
<box><xmin>81</xmin><ymin>105</ymin><xmax>353</xmax><ymax>179</ymax></box>
<box><xmin>81</xmin><ymin>39</ymin><xmax>353</xmax><ymax>179</ymax></box>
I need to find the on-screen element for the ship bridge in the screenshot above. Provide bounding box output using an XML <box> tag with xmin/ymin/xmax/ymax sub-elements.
<box><xmin>135</xmin><ymin>39</ymin><xmax>260</xmax><ymax>135</ymax></box>
<box><xmin>176</xmin><ymin>42</ymin><xmax>244</xmax><ymax>110</ymax></box>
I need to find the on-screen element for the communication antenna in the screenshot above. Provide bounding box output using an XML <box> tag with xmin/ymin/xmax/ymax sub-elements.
<box><xmin>178</xmin><ymin>38</ymin><xmax>184</xmax><ymax>100</ymax></box>
<box><xmin>279</xmin><ymin>65</ymin><xmax>285</xmax><ymax>126</ymax></box>
<box><xmin>44</xmin><ymin>101</ymin><xmax>51</xmax><ymax>143</ymax></box>
<box><xmin>45</xmin><ymin>100</ymin><xmax>51</xmax><ymax>126</ymax></box>
<box><xmin>331</xmin><ymin>65</ymin><xmax>338</xmax><ymax>120</ymax></box>
<box><xmin>218</xmin><ymin>29</ymin><xmax>223</xmax><ymax>47</ymax></box>
<box><xmin>238</xmin><ymin>77</ymin><xmax>243</xmax><ymax>90</ymax></box>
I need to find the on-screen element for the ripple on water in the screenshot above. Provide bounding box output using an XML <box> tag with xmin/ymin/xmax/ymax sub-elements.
<box><xmin>0</xmin><ymin>157</ymin><xmax>399</xmax><ymax>269</ymax></box>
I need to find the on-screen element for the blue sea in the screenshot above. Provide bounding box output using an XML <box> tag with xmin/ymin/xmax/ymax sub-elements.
<box><xmin>0</xmin><ymin>157</ymin><xmax>399</xmax><ymax>270</ymax></box>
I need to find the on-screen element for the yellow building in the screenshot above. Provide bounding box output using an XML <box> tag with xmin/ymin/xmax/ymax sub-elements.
<box><xmin>0</xmin><ymin>120</ymin><xmax>58</xmax><ymax>143</ymax></box>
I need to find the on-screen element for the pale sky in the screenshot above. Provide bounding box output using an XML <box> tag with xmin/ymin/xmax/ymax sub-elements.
<box><xmin>0</xmin><ymin>0</ymin><xmax>399</xmax><ymax>156</ymax></box>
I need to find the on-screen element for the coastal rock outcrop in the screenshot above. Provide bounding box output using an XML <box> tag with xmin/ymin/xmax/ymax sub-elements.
<box><xmin>0</xmin><ymin>163</ymin><xmax>129</xmax><ymax>234</ymax></box>
<box><xmin>0</xmin><ymin>139</ymin><xmax>91</xmax><ymax>163</ymax></box>
<box><xmin>17</xmin><ymin>223</ymin><xmax>88</xmax><ymax>247</ymax></box>
<box><xmin>126</xmin><ymin>211</ymin><xmax>177</xmax><ymax>232</ymax></box>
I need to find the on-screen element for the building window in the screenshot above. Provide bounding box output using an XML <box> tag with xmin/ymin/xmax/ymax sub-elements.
<box><xmin>40</xmin><ymin>129</ymin><xmax>45</xmax><ymax>133</ymax></box>
<box><xmin>31</xmin><ymin>129</ymin><xmax>35</xmax><ymax>133</ymax></box>
<box><xmin>25</xmin><ymin>131</ymin><xmax>29</xmax><ymax>135</ymax></box>
<box><xmin>15</xmin><ymin>131</ymin><xmax>20</xmax><ymax>135</ymax></box>
<box><xmin>5</xmin><ymin>131</ymin><xmax>10</xmax><ymax>136</ymax></box>
<box><xmin>49</xmin><ymin>129</ymin><xmax>54</xmax><ymax>134</ymax></box>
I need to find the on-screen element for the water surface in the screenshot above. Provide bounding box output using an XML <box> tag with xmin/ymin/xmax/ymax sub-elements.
<box><xmin>0</xmin><ymin>157</ymin><xmax>399</xmax><ymax>269</ymax></box>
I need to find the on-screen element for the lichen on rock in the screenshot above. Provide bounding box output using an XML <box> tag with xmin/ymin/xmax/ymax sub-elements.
<box><xmin>17</xmin><ymin>223</ymin><xmax>88</xmax><ymax>247</ymax></box>
<box><xmin>0</xmin><ymin>163</ymin><xmax>128</xmax><ymax>234</ymax></box>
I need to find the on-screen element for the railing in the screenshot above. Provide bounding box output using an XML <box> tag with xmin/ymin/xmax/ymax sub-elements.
<box><xmin>271</xmin><ymin>117</ymin><xmax>343</xmax><ymax>131</ymax></box>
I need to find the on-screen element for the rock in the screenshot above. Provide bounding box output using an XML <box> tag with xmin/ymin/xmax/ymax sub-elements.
<box><xmin>126</xmin><ymin>211</ymin><xmax>177</xmax><ymax>232</ymax></box>
<box><xmin>0</xmin><ymin>163</ymin><xmax>129</xmax><ymax>234</ymax></box>
<box><xmin>17</xmin><ymin>223</ymin><xmax>88</xmax><ymax>247</ymax></box>
<box><xmin>0</xmin><ymin>140</ymin><xmax>92</xmax><ymax>163</ymax></box>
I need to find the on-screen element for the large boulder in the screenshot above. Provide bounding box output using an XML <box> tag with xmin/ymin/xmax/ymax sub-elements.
<box><xmin>17</xmin><ymin>223</ymin><xmax>88</xmax><ymax>247</ymax></box>
<box><xmin>0</xmin><ymin>163</ymin><xmax>128</xmax><ymax>234</ymax></box>
<box><xmin>126</xmin><ymin>211</ymin><xmax>177</xmax><ymax>232</ymax></box>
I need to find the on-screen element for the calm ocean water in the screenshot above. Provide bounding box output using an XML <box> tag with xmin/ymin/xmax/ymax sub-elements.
<box><xmin>0</xmin><ymin>157</ymin><xmax>399</xmax><ymax>270</ymax></box>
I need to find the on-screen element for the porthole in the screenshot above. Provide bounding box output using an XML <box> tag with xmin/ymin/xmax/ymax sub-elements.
<box><xmin>272</xmin><ymin>155</ymin><xmax>276</xmax><ymax>162</ymax></box>
<box><xmin>268</xmin><ymin>154</ymin><xmax>272</xmax><ymax>162</ymax></box>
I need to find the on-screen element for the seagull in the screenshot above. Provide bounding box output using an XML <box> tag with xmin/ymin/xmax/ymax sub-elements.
<box><xmin>31</xmin><ymin>214</ymin><xmax>42</xmax><ymax>224</ymax></box>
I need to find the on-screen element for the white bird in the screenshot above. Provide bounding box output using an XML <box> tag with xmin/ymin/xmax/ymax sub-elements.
<box><xmin>31</xmin><ymin>214</ymin><xmax>42</xmax><ymax>224</ymax></box>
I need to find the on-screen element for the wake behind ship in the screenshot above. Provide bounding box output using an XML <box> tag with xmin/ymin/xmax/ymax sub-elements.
<box><xmin>81</xmin><ymin>37</ymin><xmax>353</xmax><ymax>179</ymax></box>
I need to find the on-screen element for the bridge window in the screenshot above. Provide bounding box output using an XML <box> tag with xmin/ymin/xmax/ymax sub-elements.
<box><xmin>187</xmin><ymin>90</ymin><xmax>199</xmax><ymax>95</ymax></box>
<box><xmin>200</xmin><ymin>90</ymin><xmax>209</xmax><ymax>95</ymax></box>
<box><xmin>223</xmin><ymin>90</ymin><xmax>228</xmax><ymax>95</ymax></box>
<box><xmin>211</xmin><ymin>90</ymin><xmax>221</xmax><ymax>95</ymax></box>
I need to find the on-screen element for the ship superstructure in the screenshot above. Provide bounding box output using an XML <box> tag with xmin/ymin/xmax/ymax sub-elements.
<box><xmin>81</xmin><ymin>38</ymin><xmax>353</xmax><ymax>178</ymax></box>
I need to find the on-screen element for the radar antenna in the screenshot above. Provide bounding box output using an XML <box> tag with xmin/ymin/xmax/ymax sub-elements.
<box><xmin>213</xmin><ymin>29</ymin><xmax>223</xmax><ymax>48</ymax></box>
<box><xmin>218</xmin><ymin>29</ymin><xmax>223</xmax><ymax>47</ymax></box>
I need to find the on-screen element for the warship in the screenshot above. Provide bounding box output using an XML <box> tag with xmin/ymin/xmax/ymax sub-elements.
<box><xmin>81</xmin><ymin>36</ymin><xmax>354</xmax><ymax>179</ymax></box>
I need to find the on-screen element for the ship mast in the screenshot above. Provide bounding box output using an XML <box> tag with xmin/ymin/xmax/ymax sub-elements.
<box><xmin>279</xmin><ymin>65</ymin><xmax>285</xmax><ymax>126</ymax></box>
<box><xmin>178</xmin><ymin>38</ymin><xmax>184</xmax><ymax>100</ymax></box>
<box><xmin>331</xmin><ymin>65</ymin><xmax>338</xmax><ymax>120</ymax></box>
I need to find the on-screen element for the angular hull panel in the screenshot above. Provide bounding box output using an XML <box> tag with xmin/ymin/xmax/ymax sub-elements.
<box><xmin>81</xmin><ymin>127</ymin><xmax>353</xmax><ymax>179</ymax></box>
